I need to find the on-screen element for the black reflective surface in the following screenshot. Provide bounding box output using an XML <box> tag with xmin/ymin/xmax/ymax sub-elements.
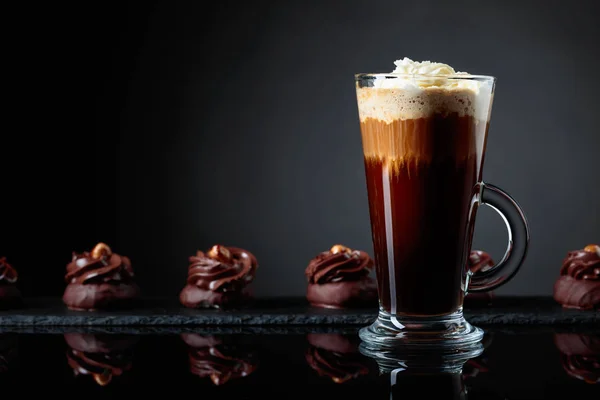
<box><xmin>0</xmin><ymin>326</ymin><xmax>598</xmax><ymax>399</ymax></box>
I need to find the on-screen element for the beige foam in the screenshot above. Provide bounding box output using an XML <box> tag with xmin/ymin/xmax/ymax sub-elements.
<box><xmin>356</xmin><ymin>85</ymin><xmax>492</xmax><ymax>123</ymax></box>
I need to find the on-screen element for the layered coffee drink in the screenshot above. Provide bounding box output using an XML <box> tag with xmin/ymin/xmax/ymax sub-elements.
<box><xmin>356</xmin><ymin>58</ymin><xmax>494</xmax><ymax>316</ymax></box>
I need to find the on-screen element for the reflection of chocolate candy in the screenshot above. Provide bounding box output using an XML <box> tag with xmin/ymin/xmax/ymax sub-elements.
<box><xmin>305</xmin><ymin>245</ymin><xmax>377</xmax><ymax>308</ymax></box>
<box><xmin>305</xmin><ymin>333</ymin><xmax>370</xmax><ymax>384</ymax></box>
<box><xmin>180</xmin><ymin>245</ymin><xmax>258</xmax><ymax>309</ymax></box>
<box><xmin>181</xmin><ymin>334</ymin><xmax>258</xmax><ymax>385</ymax></box>
<box><xmin>62</xmin><ymin>243</ymin><xmax>140</xmax><ymax>311</ymax></box>
<box><xmin>64</xmin><ymin>334</ymin><xmax>137</xmax><ymax>386</ymax></box>
<box><xmin>0</xmin><ymin>257</ymin><xmax>21</xmax><ymax>309</ymax></box>
<box><xmin>465</xmin><ymin>250</ymin><xmax>494</xmax><ymax>305</ymax></box>
<box><xmin>468</xmin><ymin>250</ymin><xmax>494</xmax><ymax>273</ymax></box>
<box><xmin>0</xmin><ymin>335</ymin><xmax>18</xmax><ymax>373</ymax></box>
<box><xmin>554</xmin><ymin>333</ymin><xmax>600</xmax><ymax>384</ymax></box>
<box><xmin>64</xmin><ymin>333</ymin><xmax>139</xmax><ymax>353</ymax></box>
<box><xmin>553</xmin><ymin>244</ymin><xmax>600</xmax><ymax>310</ymax></box>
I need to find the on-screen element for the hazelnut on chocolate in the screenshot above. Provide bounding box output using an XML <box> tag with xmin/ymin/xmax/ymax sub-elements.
<box><xmin>91</xmin><ymin>242</ymin><xmax>112</xmax><ymax>259</ymax></box>
<box><xmin>584</xmin><ymin>244</ymin><xmax>600</xmax><ymax>256</ymax></box>
<box><xmin>207</xmin><ymin>245</ymin><xmax>233</xmax><ymax>263</ymax></box>
<box><xmin>330</xmin><ymin>244</ymin><xmax>351</xmax><ymax>255</ymax></box>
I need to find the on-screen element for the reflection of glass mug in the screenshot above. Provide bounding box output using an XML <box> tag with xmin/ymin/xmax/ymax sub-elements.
<box><xmin>355</xmin><ymin>59</ymin><xmax>530</xmax><ymax>348</ymax></box>
<box><xmin>390</xmin><ymin>368</ymin><xmax>467</xmax><ymax>400</ymax></box>
<box><xmin>361</xmin><ymin>340</ymin><xmax>484</xmax><ymax>399</ymax></box>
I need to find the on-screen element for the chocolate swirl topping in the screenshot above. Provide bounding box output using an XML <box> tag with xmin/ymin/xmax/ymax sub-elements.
<box><xmin>184</xmin><ymin>335</ymin><xmax>258</xmax><ymax>386</ymax></box>
<box><xmin>0</xmin><ymin>257</ymin><xmax>18</xmax><ymax>284</ymax></box>
<box><xmin>188</xmin><ymin>345</ymin><xmax>258</xmax><ymax>385</ymax></box>
<box><xmin>560</xmin><ymin>245</ymin><xmax>600</xmax><ymax>281</ymax></box>
<box><xmin>555</xmin><ymin>333</ymin><xmax>600</xmax><ymax>384</ymax></box>
<box><xmin>67</xmin><ymin>349</ymin><xmax>132</xmax><ymax>386</ymax></box>
<box><xmin>560</xmin><ymin>355</ymin><xmax>600</xmax><ymax>384</ymax></box>
<box><xmin>65</xmin><ymin>243</ymin><xmax>134</xmax><ymax>285</ymax></box>
<box><xmin>305</xmin><ymin>347</ymin><xmax>369</xmax><ymax>384</ymax></box>
<box><xmin>306</xmin><ymin>245</ymin><xmax>373</xmax><ymax>284</ymax></box>
<box><xmin>187</xmin><ymin>245</ymin><xmax>258</xmax><ymax>292</ymax></box>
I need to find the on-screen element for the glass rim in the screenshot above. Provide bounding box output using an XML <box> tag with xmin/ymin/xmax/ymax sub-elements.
<box><xmin>355</xmin><ymin>73</ymin><xmax>496</xmax><ymax>81</ymax></box>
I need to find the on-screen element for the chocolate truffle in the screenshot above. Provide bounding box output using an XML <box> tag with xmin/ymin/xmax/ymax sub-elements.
<box><xmin>464</xmin><ymin>250</ymin><xmax>495</xmax><ymax>305</ymax></box>
<box><xmin>64</xmin><ymin>333</ymin><xmax>137</xmax><ymax>386</ymax></box>
<box><xmin>553</xmin><ymin>244</ymin><xmax>600</xmax><ymax>310</ymax></box>
<box><xmin>554</xmin><ymin>333</ymin><xmax>600</xmax><ymax>384</ymax></box>
<box><xmin>0</xmin><ymin>257</ymin><xmax>21</xmax><ymax>309</ymax></box>
<box><xmin>306</xmin><ymin>244</ymin><xmax>377</xmax><ymax>309</ymax></box>
<box><xmin>181</xmin><ymin>334</ymin><xmax>258</xmax><ymax>385</ymax></box>
<box><xmin>179</xmin><ymin>245</ymin><xmax>258</xmax><ymax>309</ymax></box>
<box><xmin>62</xmin><ymin>242</ymin><xmax>140</xmax><ymax>311</ymax></box>
<box><xmin>305</xmin><ymin>333</ymin><xmax>370</xmax><ymax>383</ymax></box>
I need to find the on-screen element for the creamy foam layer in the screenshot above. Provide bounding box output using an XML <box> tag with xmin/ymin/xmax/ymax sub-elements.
<box><xmin>356</xmin><ymin>58</ymin><xmax>493</xmax><ymax>123</ymax></box>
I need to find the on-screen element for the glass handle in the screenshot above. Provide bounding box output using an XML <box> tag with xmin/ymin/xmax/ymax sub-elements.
<box><xmin>467</xmin><ymin>182</ymin><xmax>530</xmax><ymax>293</ymax></box>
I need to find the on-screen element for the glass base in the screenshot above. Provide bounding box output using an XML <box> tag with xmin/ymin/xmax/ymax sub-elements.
<box><xmin>359</xmin><ymin>309</ymin><xmax>484</xmax><ymax>351</ymax></box>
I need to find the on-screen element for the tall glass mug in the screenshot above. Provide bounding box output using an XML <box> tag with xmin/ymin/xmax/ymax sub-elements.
<box><xmin>355</xmin><ymin>69</ymin><xmax>530</xmax><ymax>350</ymax></box>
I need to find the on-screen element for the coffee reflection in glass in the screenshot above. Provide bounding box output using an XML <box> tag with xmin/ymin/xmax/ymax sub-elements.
<box><xmin>361</xmin><ymin>340</ymin><xmax>484</xmax><ymax>400</ymax></box>
<box><xmin>355</xmin><ymin>70</ymin><xmax>529</xmax><ymax>348</ymax></box>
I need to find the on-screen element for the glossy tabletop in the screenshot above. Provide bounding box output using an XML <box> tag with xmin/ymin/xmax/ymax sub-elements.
<box><xmin>0</xmin><ymin>325</ymin><xmax>598</xmax><ymax>399</ymax></box>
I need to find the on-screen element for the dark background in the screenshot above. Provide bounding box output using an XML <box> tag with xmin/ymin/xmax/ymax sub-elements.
<box><xmin>3</xmin><ymin>0</ymin><xmax>599</xmax><ymax>298</ymax></box>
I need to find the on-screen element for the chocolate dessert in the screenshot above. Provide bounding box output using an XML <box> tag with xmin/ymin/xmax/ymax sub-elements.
<box><xmin>306</xmin><ymin>244</ymin><xmax>377</xmax><ymax>308</ymax></box>
<box><xmin>179</xmin><ymin>245</ymin><xmax>258</xmax><ymax>309</ymax></box>
<box><xmin>62</xmin><ymin>242</ymin><xmax>140</xmax><ymax>311</ymax></box>
<box><xmin>0</xmin><ymin>257</ymin><xmax>21</xmax><ymax>309</ymax></box>
<box><xmin>464</xmin><ymin>250</ymin><xmax>495</xmax><ymax>306</ymax></box>
<box><xmin>553</xmin><ymin>244</ymin><xmax>600</xmax><ymax>310</ymax></box>
<box><xmin>554</xmin><ymin>333</ymin><xmax>600</xmax><ymax>384</ymax></box>
<box><xmin>305</xmin><ymin>333</ymin><xmax>370</xmax><ymax>383</ymax></box>
<box><xmin>181</xmin><ymin>334</ymin><xmax>258</xmax><ymax>385</ymax></box>
<box><xmin>64</xmin><ymin>333</ymin><xmax>137</xmax><ymax>386</ymax></box>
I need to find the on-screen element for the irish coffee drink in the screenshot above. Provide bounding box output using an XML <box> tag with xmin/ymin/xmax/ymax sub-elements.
<box><xmin>356</xmin><ymin>59</ymin><xmax>492</xmax><ymax>317</ymax></box>
<box><xmin>356</xmin><ymin>58</ymin><xmax>529</xmax><ymax>348</ymax></box>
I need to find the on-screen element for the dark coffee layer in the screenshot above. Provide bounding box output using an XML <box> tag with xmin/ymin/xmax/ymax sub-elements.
<box><xmin>362</xmin><ymin>113</ymin><xmax>487</xmax><ymax>316</ymax></box>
